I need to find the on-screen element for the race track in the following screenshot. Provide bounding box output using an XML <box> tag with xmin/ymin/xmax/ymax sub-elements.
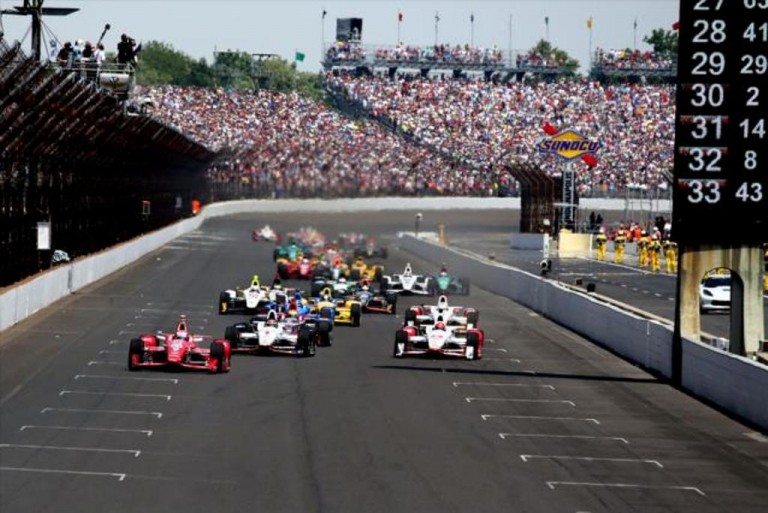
<box><xmin>1</xmin><ymin>210</ymin><xmax>767</xmax><ymax>513</ymax></box>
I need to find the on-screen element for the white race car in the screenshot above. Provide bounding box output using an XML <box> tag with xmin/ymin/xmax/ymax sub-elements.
<box><xmin>699</xmin><ymin>273</ymin><xmax>731</xmax><ymax>314</ymax></box>
<box><xmin>223</xmin><ymin>313</ymin><xmax>317</xmax><ymax>356</ymax></box>
<box><xmin>252</xmin><ymin>224</ymin><xmax>280</xmax><ymax>242</ymax></box>
<box><xmin>382</xmin><ymin>263</ymin><xmax>436</xmax><ymax>296</ymax></box>
<box><xmin>404</xmin><ymin>295</ymin><xmax>479</xmax><ymax>327</ymax></box>
<box><xmin>393</xmin><ymin>320</ymin><xmax>484</xmax><ymax>360</ymax></box>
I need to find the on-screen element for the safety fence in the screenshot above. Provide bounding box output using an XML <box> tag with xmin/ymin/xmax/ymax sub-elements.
<box><xmin>0</xmin><ymin>38</ymin><xmax>215</xmax><ymax>288</ymax></box>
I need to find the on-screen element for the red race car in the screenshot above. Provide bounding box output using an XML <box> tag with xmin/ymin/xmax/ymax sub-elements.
<box><xmin>277</xmin><ymin>257</ymin><xmax>315</xmax><ymax>280</ymax></box>
<box><xmin>128</xmin><ymin>315</ymin><xmax>231</xmax><ymax>373</ymax></box>
<box><xmin>393</xmin><ymin>319</ymin><xmax>484</xmax><ymax>360</ymax></box>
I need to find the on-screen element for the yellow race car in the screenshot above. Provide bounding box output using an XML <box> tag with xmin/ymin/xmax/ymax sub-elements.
<box><xmin>310</xmin><ymin>287</ymin><xmax>362</xmax><ymax>327</ymax></box>
<box><xmin>349</xmin><ymin>256</ymin><xmax>384</xmax><ymax>283</ymax></box>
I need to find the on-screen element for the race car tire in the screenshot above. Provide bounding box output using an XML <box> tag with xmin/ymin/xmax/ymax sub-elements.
<box><xmin>460</xmin><ymin>277</ymin><xmax>471</xmax><ymax>296</ymax></box>
<box><xmin>224</xmin><ymin>326</ymin><xmax>239</xmax><ymax>349</ymax></box>
<box><xmin>277</xmin><ymin>263</ymin><xmax>289</xmax><ymax>279</ymax></box>
<box><xmin>374</xmin><ymin>267</ymin><xmax>383</xmax><ymax>283</ymax></box>
<box><xmin>466</xmin><ymin>332</ymin><xmax>482</xmax><ymax>360</ymax></box>
<box><xmin>350</xmin><ymin>269</ymin><xmax>361</xmax><ymax>281</ymax></box>
<box><xmin>466</xmin><ymin>310</ymin><xmax>479</xmax><ymax>327</ymax></box>
<box><xmin>404</xmin><ymin>308</ymin><xmax>417</xmax><ymax>324</ymax></box>
<box><xmin>210</xmin><ymin>341</ymin><xmax>229</xmax><ymax>373</ymax></box>
<box><xmin>351</xmin><ymin>304</ymin><xmax>362</xmax><ymax>327</ymax></box>
<box><xmin>272</xmin><ymin>249</ymin><xmax>280</xmax><ymax>262</ymax></box>
<box><xmin>218</xmin><ymin>292</ymin><xmax>230</xmax><ymax>315</ymax></box>
<box><xmin>317</xmin><ymin>320</ymin><xmax>332</xmax><ymax>347</ymax></box>
<box><xmin>319</xmin><ymin>307</ymin><xmax>334</xmax><ymax>320</ymax></box>
<box><xmin>426</xmin><ymin>279</ymin><xmax>437</xmax><ymax>297</ymax></box>
<box><xmin>380</xmin><ymin>247</ymin><xmax>388</xmax><ymax>259</ymax></box>
<box><xmin>311</xmin><ymin>282</ymin><xmax>324</xmax><ymax>298</ymax></box>
<box><xmin>128</xmin><ymin>338</ymin><xmax>144</xmax><ymax>371</ymax></box>
<box><xmin>393</xmin><ymin>330</ymin><xmax>409</xmax><ymax>358</ymax></box>
<box><xmin>298</xmin><ymin>331</ymin><xmax>316</xmax><ymax>357</ymax></box>
<box><xmin>385</xmin><ymin>294</ymin><xmax>398</xmax><ymax>315</ymax></box>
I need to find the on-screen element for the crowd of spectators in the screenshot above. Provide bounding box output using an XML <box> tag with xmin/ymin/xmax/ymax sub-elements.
<box><xmin>374</xmin><ymin>43</ymin><xmax>504</xmax><ymax>65</ymax></box>
<box><xmin>325</xmin><ymin>41</ymin><xmax>366</xmax><ymax>62</ymax></box>
<box><xmin>140</xmin><ymin>85</ymin><xmax>509</xmax><ymax>198</ymax></box>
<box><xmin>516</xmin><ymin>48</ymin><xmax>572</xmax><ymax>69</ymax></box>
<box><xmin>325</xmin><ymin>74</ymin><xmax>675</xmax><ymax>196</ymax></box>
<box><xmin>593</xmin><ymin>48</ymin><xmax>674</xmax><ymax>71</ymax></box>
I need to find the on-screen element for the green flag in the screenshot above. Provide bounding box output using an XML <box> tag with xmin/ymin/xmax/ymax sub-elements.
<box><xmin>295</xmin><ymin>51</ymin><xmax>305</xmax><ymax>62</ymax></box>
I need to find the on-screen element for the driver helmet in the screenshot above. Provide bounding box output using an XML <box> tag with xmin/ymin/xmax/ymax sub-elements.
<box><xmin>251</xmin><ymin>275</ymin><xmax>260</xmax><ymax>287</ymax></box>
<box><xmin>175</xmin><ymin>330</ymin><xmax>189</xmax><ymax>340</ymax></box>
<box><xmin>361</xmin><ymin>284</ymin><xmax>369</xmax><ymax>291</ymax></box>
<box><xmin>435</xmin><ymin>321</ymin><xmax>446</xmax><ymax>330</ymax></box>
<box><xmin>338</xmin><ymin>276</ymin><xmax>346</xmax><ymax>283</ymax></box>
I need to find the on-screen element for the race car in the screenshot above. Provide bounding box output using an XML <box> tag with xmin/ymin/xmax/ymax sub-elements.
<box><xmin>352</xmin><ymin>237</ymin><xmax>389</xmax><ymax>259</ymax></box>
<box><xmin>310</xmin><ymin>287</ymin><xmax>362</xmax><ymax>327</ymax></box>
<box><xmin>393</xmin><ymin>319</ymin><xmax>484</xmax><ymax>360</ymax></box>
<box><xmin>382</xmin><ymin>263</ymin><xmax>436</xmax><ymax>296</ymax></box>
<box><xmin>310</xmin><ymin>276</ymin><xmax>357</xmax><ymax>298</ymax></box>
<box><xmin>277</xmin><ymin>257</ymin><xmax>316</xmax><ymax>280</ymax></box>
<box><xmin>252</xmin><ymin>224</ymin><xmax>280</xmax><ymax>242</ymax></box>
<box><xmin>222</xmin><ymin>311</ymin><xmax>324</xmax><ymax>356</ymax></box>
<box><xmin>700</xmin><ymin>269</ymin><xmax>731</xmax><ymax>314</ymax></box>
<box><xmin>218</xmin><ymin>275</ymin><xmax>285</xmax><ymax>314</ymax></box>
<box><xmin>356</xmin><ymin>281</ymin><xmax>398</xmax><ymax>315</ymax></box>
<box><xmin>128</xmin><ymin>315</ymin><xmax>231</xmax><ymax>373</ymax></box>
<box><xmin>348</xmin><ymin>256</ymin><xmax>384</xmax><ymax>283</ymax></box>
<box><xmin>404</xmin><ymin>295</ymin><xmax>479</xmax><ymax>327</ymax></box>
<box><xmin>432</xmin><ymin>272</ymin><xmax>471</xmax><ymax>296</ymax></box>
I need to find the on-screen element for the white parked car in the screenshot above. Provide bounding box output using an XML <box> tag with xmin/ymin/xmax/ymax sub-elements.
<box><xmin>699</xmin><ymin>273</ymin><xmax>731</xmax><ymax>314</ymax></box>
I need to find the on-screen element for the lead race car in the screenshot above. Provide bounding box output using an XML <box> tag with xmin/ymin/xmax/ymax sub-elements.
<box><xmin>252</xmin><ymin>224</ymin><xmax>280</xmax><ymax>242</ymax></box>
<box><xmin>393</xmin><ymin>318</ymin><xmax>484</xmax><ymax>360</ymax></box>
<box><xmin>128</xmin><ymin>315</ymin><xmax>231</xmax><ymax>373</ymax></box>
<box><xmin>382</xmin><ymin>263</ymin><xmax>436</xmax><ymax>296</ymax></box>
<box><xmin>404</xmin><ymin>295</ymin><xmax>479</xmax><ymax>327</ymax></box>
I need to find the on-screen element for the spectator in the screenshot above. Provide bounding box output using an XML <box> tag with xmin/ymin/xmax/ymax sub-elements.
<box><xmin>117</xmin><ymin>33</ymin><xmax>136</xmax><ymax>65</ymax></box>
<box><xmin>56</xmin><ymin>41</ymin><xmax>73</xmax><ymax>67</ymax></box>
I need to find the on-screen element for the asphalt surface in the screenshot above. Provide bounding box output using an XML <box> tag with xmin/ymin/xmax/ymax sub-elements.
<box><xmin>1</xmin><ymin>210</ymin><xmax>768</xmax><ymax>513</ymax></box>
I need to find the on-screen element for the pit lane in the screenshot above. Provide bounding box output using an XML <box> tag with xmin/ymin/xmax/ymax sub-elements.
<box><xmin>1</xmin><ymin>210</ymin><xmax>767</xmax><ymax>513</ymax></box>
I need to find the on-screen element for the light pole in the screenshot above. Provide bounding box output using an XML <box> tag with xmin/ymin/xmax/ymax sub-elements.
<box><xmin>434</xmin><ymin>11</ymin><xmax>440</xmax><ymax>46</ymax></box>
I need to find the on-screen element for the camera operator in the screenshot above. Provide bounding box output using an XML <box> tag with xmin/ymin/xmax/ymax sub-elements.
<box><xmin>117</xmin><ymin>33</ymin><xmax>136</xmax><ymax>66</ymax></box>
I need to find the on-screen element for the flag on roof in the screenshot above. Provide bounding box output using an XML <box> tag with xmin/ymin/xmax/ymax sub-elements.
<box><xmin>295</xmin><ymin>51</ymin><xmax>305</xmax><ymax>62</ymax></box>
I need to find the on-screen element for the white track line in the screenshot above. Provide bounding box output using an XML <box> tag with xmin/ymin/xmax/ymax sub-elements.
<box><xmin>453</xmin><ymin>383</ymin><xmax>555</xmax><ymax>390</ymax></box>
<box><xmin>499</xmin><ymin>433</ymin><xmax>628</xmax><ymax>444</ymax></box>
<box><xmin>88</xmin><ymin>361</ymin><xmax>122</xmax><ymax>366</ymax></box>
<box><xmin>41</xmin><ymin>407</ymin><xmax>162</xmax><ymax>419</ymax></box>
<box><xmin>521</xmin><ymin>455</ymin><xmax>662</xmax><ymax>467</ymax></box>
<box><xmin>545</xmin><ymin>481</ymin><xmax>704</xmax><ymax>496</ymax></box>
<box><xmin>0</xmin><ymin>467</ymin><xmax>126</xmax><ymax>481</ymax></box>
<box><xmin>482</xmin><ymin>414</ymin><xmax>599</xmax><ymax>424</ymax></box>
<box><xmin>59</xmin><ymin>391</ymin><xmax>171</xmax><ymax>401</ymax></box>
<box><xmin>75</xmin><ymin>375</ymin><xmax>177</xmax><ymax>384</ymax></box>
<box><xmin>468</xmin><ymin>398</ymin><xmax>575</xmax><ymax>406</ymax></box>
<box><xmin>0</xmin><ymin>444</ymin><xmax>141</xmax><ymax>457</ymax></box>
<box><xmin>19</xmin><ymin>425</ymin><xmax>153</xmax><ymax>437</ymax></box>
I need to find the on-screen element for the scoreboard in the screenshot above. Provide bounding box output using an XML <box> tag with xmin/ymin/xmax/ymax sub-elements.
<box><xmin>673</xmin><ymin>0</ymin><xmax>768</xmax><ymax>244</ymax></box>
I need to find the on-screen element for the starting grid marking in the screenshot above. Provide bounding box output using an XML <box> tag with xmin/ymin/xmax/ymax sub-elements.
<box><xmin>41</xmin><ymin>407</ymin><xmax>163</xmax><ymax>419</ymax></box>
<box><xmin>482</xmin><ymin>414</ymin><xmax>600</xmax><ymax>424</ymax></box>
<box><xmin>20</xmin><ymin>425</ymin><xmax>153</xmax><ymax>437</ymax></box>
<box><xmin>0</xmin><ymin>444</ymin><xmax>141</xmax><ymax>458</ymax></box>
<box><xmin>453</xmin><ymin>382</ymin><xmax>556</xmax><ymax>390</ymax></box>
<box><xmin>59</xmin><ymin>391</ymin><xmax>172</xmax><ymax>401</ymax></box>
<box><xmin>545</xmin><ymin>481</ymin><xmax>705</xmax><ymax>496</ymax></box>
<box><xmin>0</xmin><ymin>467</ymin><xmax>126</xmax><ymax>481</ymax></box>
<box><xmin>74</xmin><ymin>375</ymin><xmax>178</xmax><ymax>384</ymax></box>
<box><xmin>499</xmin><ymin>433</ymin><xmax>629</xmax><ymax>444</ymax></box>
<box><xmin>466</xmin><ymin>398</ymin><xmax>575</xmax><ymax>407</ymax></box>
<box><xmin>521</xmin><ymin>454</ymin><xmax>662</xmax><ymax>468</ymax></box>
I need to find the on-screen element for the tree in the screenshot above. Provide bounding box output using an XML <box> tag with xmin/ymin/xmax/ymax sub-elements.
<box><xmin>531</xmin><ymin>39</ymin><xmax>579</xmax><ymax>70</ymax></box>
<box><xmin>643</xmin><ymin>28</ymin><xmax>678</xmax><ymax>60</ymax></box>
<box><xmin>137</xmin><ymin>40</ymin><xmax>214</xmax><ymax>87</ymax></box>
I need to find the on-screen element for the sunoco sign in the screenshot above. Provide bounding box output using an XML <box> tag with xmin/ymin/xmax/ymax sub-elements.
<box><xmin>537</xmin><ymin>129</ymin><xmax>601</xmax><ymax>161</ymax></box>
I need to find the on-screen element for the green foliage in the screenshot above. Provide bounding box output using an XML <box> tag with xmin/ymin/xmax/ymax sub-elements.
<box><xmin>134</xmin><ymin>41</ymin><xmax>324</xmax><ymax>100</ymax></box>
<box><xmin>532</xmin><ymin>39</ymin><xmax>579</xmax><ymax>70</ymax></box>
<box><xmin>136</xmin><ymin>41</ymin><xmax>212</xmax><ymax>87</ymax></box>
<box><xmin>643</xmin><ymin>28</ymin><xmax>679</xmax><ymax>60</ymax></box>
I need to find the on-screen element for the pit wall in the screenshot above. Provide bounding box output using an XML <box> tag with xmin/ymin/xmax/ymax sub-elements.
<box><xmin>398</xmin><ymin>235</ymin><xmax>768</xmax><ymax>432</ymax></box>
